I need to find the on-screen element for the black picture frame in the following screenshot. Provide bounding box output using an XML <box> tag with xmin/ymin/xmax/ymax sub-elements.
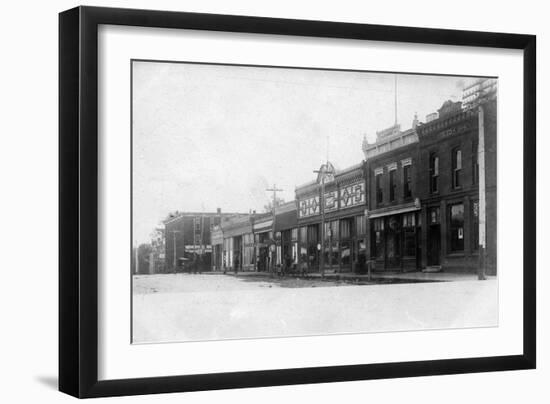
<box><xmin>59</xmin><ymin>5</ymin><xmax>536</xmax><ymax>398</ymax></box>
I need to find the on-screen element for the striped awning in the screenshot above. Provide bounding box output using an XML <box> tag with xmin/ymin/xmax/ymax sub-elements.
<box><xmin>253</xmin><ymin>219</ymin><xmax>273</xmax><ymax>231</ymax></box>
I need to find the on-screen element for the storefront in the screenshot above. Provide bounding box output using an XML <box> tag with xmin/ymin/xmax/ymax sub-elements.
<box><xmin>340</xmin><ymin>215</ymin><xmax>368</xmax><ymax>273</ymax></box>
<box><xmin>222</xmin><ymin>237</ymin><xmax>233</xmax><ymax>272</ymax></box>
<box><xmin>297</xmin><ymin>224</ymin><xmax>320</xmax><ymax>272</ymax></box>
<box><xmin>420</xmin><ymin>197</ymin><xmax>481</xmax><ymax>272</ymax></box>
<box><xmin>316</xmin><ymin>214</ymin><xmax>368</xmax><ymax>273</ymax></box>
<box><xmin>221</xmin><ymin>215</ymin><xmax>254</xmax><ymax>272</ymax></box>
<box><xmin>252</xmin><ymin>214</ymin><xmax>273</xmax><ymax>272</ymax></box>
<box><xmin>368</xmin><ymin>201</ymin><xmax>421</xmax><ymax>272</ymax></box>
<box><xmin>274</xmin><ymin>202</ymin><xmax>298</xmax><ymax>273</ymax></box>
<box><xmin>210</xmin><ymin>225</ymin><xmax>223</xmax><ymax>271</ymax></box>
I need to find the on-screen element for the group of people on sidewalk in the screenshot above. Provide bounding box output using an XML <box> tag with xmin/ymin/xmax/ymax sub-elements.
<box><xmin>225</xmin><ymin>253</ymin><xmax>313</xmax><ymax>277</ymax></box>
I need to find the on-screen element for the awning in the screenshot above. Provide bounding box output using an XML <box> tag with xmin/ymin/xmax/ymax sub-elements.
<box><xmin>274</xmin><ymin>210</ymin><xmax>298</xmax><ymax>232</ymax></box>
<box><xmin>253</xmin><ymin>219</ymin><xmax>273</xmax><ymax>231</ymax></box>
<box><xmin>366</xmin><ymin>199</ymin><xmax>421</xmax><ymax>219</ymax></box>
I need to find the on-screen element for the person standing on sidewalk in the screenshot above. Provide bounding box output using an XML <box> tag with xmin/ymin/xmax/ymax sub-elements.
<box><xmin>300</xmin><ymin>253</ymin><xmax>308</xmax><ymax>277</ymax></box>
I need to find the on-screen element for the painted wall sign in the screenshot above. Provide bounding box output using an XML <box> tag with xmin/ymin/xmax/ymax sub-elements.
<box><xmin>439</xmin><ymin>124</ymin><xmax>470</xmax><ymax>138</ymax></box>
<box><xmin>298</xmin><ymin>181</ymin><xmax>366</xmax><ymax>219</ymax></box>
<box><xmin>340</xmin><ymin>181</ymin><xmax>365</xmax><ymax>209</ymax></box>
<box><xmin>324</xmin><ymin>190</ymin><xmax>338</xmax><ymax>212</ymax></box>
<box><xmin>298</xmin><ymin>195</ymin><xmax>320</xmax><ymax>218</ymax></box>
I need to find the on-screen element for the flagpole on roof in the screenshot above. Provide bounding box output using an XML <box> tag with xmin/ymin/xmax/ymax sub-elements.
<box><xmin>394</xmin><ymin>74</ymin><xmax>398</xmax><ymax>126</ymax></box>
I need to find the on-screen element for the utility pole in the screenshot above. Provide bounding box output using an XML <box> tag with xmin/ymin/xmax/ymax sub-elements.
<box><xmin>477</xmin><ymin>104</ymin><xmax>487</xmax><ymax>280</ymax></box>
<box><xmin>170</xmin><ymin>230</ymin><xmax>180</xmax><ymax>272</ymax></box>
<box><xmin>266</xmin><ymin>184</ymin><xmax>283</xmax><ymax>277</ymax></box>
<box><xmin>314</xmin><ymin>162</ymin><xmax>334</xmax><ymax>278</ymax></box>
<box><xmin>472</xmin><ymin>81</ymin><xmax>495</xmax><ymax>280</ymax></box>
<box><xmin>201</xmin><ymin>205</ymin><xmax>205</xmax><ymax>256</ymax></box>
<box><xmin>315</xmin><ymin>171</ymin><xmax>326</xmax><ymax>278</ymax></box>
<box><xmin>200</xmin><ymin>211</ymin><xmax>205</xmax><ymax>272</ymax></box>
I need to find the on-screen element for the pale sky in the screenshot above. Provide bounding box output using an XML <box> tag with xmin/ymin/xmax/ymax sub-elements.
<box><xmin>132</xmin><ymin>60</ymin><xmax>480</xmax><ymax>244</ymax></box>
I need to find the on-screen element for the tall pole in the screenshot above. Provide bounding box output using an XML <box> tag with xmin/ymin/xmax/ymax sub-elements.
<box><xmin>478</xmin><ymin>105</ymin><xmax>487</xmax><ymax>280</ymax></box>
<box><xmin>201</xmin><ymin>213</ymin><xmax>205</xmax><ymax>271</ymax></box>
<box><xmin>394</xmin><ymin>74</ymin><xmax>398</xmax><ymax>126</ymax></box>
<box><xmin>201</xmin><ymin>208</ymin><xmax>205</xmax><ymax>255</ymax></box>
<box><xmin>320</xmin><ymin>179</ymin><xmax>325</xmax><ymax>277</ymax></box>
<box><xmin>326</xmin><ymin>135</ymin><xmax>329</xmax><ymax>163</ymax></box>
<box><xmin>313</xmin><ymin>165</ymin><xmax>333</xmax><ymax>278</ymax></box>
<box><xmin>193</xmin><ymin>217</ymin><xmax>197</xmax><ymax>261</ymax></box>
<box><xmin>266</xmin><ymin>184</ymin><xmax>283</xmax><ymax>277</ymax></box>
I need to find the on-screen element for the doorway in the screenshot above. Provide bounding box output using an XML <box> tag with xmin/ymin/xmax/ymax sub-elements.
<box><xmin>385</xmin><ymin>216</ymin><xmax>402</xmax><ymax>269</ymax></box>
<box><xmin>428</xmin><ymin>224</ymin><xmax>441</xmax><ymax>266</ymax></box>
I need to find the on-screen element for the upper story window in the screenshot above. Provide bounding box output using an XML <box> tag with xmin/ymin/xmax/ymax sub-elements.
<box><xmin>429</xmin><ymin>153</ymin><xmax>439</xmax><ymax>193</ymax></box>
<box><xmin>389</xmin><ymin>169</ymin><xmax>396</xmax><ymax>202</ymax></box>
<box><xmin>403</xmin><ymin>164</ymin><xmax>412</xmax><ymax>199</ymax></box>
<box><xmin>375</xmin><ymin>173</ymin><xmax>383</xmax><ymax>205</ymax></box>
<box><xmin>452</xmin><ymin>148</ymin><xmax>462</xmax><ymax>189</ymax></box>
<box><xmin>472</xmin><ymin>141</ymin><xmax>479</xmax><ymax>185</ymax></box>
<box><xmin>194</xmin><ymin>218</ymin><xmax>202</xmax><ymax>232</ymax></box>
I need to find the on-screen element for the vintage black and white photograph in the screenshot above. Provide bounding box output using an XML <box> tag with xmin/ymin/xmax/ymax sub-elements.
<box><xmin>131</xmin><ymin>60</ymin><xmax>497</xmax><ymax>344</ymax></box>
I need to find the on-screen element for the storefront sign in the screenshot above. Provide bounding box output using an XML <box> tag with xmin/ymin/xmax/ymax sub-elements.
<box><xmin>439</xmin><ymin>124</ymin><xmax>469</xmax><ymax>138</ymax></box>
<box><xmin>324</xmin><ymin>190</ymin><xmax>338</xmax><ymax>212</ymax></box>
<box><xmin>298</xmin><ymin>181</ymin><xmax>365</xmax><ymax>218</ymax></box>
<box><xmin>298</xmin><ymin>196</ymin><xmax>320</xmax><ymax>218</ymax></box>
<box><xmin>340</xmin><ymin>181</ymin><xmax>365</xmax><ymax>209</ymax></box>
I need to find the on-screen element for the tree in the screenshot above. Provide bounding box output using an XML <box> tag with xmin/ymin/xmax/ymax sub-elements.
<box><xmin>149</xmin><ymin>226</ymin><xmax>165</xmax><ymax>256</ymax></box>
<box><xmin>137</xmin><ymin>243</ymin><xmax>153</xmax><ymax>274</ymax></box>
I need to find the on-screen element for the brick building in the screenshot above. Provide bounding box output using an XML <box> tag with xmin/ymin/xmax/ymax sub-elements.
<box><xmin>416</xmin><ymin>99</ymin><xmax>497</xmax><ymax>274</ymax></box>
<box><xmin>362</xmin><ymin>98</ymin><xmax>497</xmax><ymax>275</ymax></box>
<box><xmin>164</xmin><ymin>210</ymin><xmax>245</xmax><ymax>272</ymax></box>
<box><xmin>363</xmin><ymin>121</ymin><xmax>422</xmax><ymax>271</ymax></box>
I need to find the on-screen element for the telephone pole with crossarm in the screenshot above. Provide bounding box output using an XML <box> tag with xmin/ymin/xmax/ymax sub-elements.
<box><xmin>266</xmin><ymin>184</ymin><xmax>283</xmax><ymax>277</ymax></box>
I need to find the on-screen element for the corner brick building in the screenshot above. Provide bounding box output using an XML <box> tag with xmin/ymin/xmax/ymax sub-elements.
<box><xmin>416</xmin><ymin>100</ymin><xmax>497</xmax><ymax>274</ymax></box>
<box><xmin>363</xmin><ymin>122</ymin><xmax>422</xmax><ymax>272</ymax></box>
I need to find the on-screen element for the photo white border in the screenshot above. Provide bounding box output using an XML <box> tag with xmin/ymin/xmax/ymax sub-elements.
<box><xmin>98</xmin><ymin>24</ymin><xmax>524</xmax><ymax>381</ymax></box>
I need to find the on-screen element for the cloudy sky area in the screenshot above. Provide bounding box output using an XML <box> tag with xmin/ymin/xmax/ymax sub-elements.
<box><xmin>133</xmin><ymin>61</ymin><xmax>479</xmax><ymax>244</ymax></box>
